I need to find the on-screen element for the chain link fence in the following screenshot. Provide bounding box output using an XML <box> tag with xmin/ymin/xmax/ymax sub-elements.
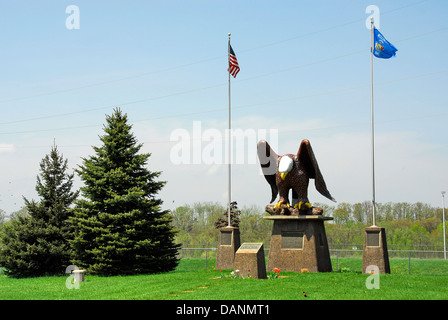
<box><xmin>177</xmin><ymin>245</ymin><xmax>448</xmax><ymax>274</ymax></box>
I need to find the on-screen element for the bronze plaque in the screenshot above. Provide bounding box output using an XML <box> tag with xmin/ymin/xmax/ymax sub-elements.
<box><xmin>239</xmin><ymin>243</ymin><xmax>263</xmax><ymax>251</ymax></box>
<box><xmin>221</xmin><ymin>231</ymin><xmax>232</xmax><ymax>246</ymax></box>
<box><xmin>285</xmin><ymin>221</ymin><xmax>299</xmax><ymax>231</ymax></box>
<box><xmin>366</xmin><ymin>231</ymin><xmax>380</xmax><ymax>247</ymax></box>
<box><xmin>281</xmin><ymin>232</ymin><xmax>303</xmax><ymax>249</ymax></box>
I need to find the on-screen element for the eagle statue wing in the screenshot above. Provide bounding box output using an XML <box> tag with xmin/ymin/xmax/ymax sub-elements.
<box><xmin>257</xmin><ymin>140</ymin><xmax>279</xmax><ymax>203</ymax></box>
<box><xmin>297</xmin><ymin>139</ymin><xmax>336</xmax><ymax>202</ymax></box>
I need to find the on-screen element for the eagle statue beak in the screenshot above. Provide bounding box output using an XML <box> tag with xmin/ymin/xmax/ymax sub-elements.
<box><xmin>280</xmin><ymin>172</ymin><xmax>288</xmax><ymax>180</ymax></box>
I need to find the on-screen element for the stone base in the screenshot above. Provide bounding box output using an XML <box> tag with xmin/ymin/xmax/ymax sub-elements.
<box><xmin>215</xmin><ymin>227</ymin><xmax>241</xmax><ymax>270</ymax></box>
<box><xmin>234</xmin><ymin>243</ymin><xmax>267</xmax><ymax>279</ymax></box>
<box><xmin>362</xmin><ymin>226</ymin><xmax>390</xmax><ymax>274</ymax></box>
<box><xmin>263</xmin><ymin>215</ymin><xmax>332</xmax><ymax>273</ymax></box>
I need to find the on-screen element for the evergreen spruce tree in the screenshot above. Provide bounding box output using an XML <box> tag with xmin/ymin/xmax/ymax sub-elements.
<box><xmin>0</xmin><ymin>145</ymin><xmax>78</xmax><ymax>277</ymax></box>
<box><xmin>71</xmin><ymin>108</ymin><xmax>180</xmax><ymax>275</ymax></box>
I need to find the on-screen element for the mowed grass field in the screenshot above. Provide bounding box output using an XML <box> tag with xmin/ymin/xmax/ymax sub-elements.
<box><xmin>1</xmin><ymin>257</ymin><xmax>447</xmax><ymax>300</ymax></box>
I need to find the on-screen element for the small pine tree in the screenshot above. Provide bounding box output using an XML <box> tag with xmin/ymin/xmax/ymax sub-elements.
<box><xmin>0</xmin><ymin>145</ymin><xmax>78</xmax><ymax>277</ymax></box>
<box><xmin>71</xmin><ymin>108</ymin><xmax>180</xmax><ymax>275</ymax></box>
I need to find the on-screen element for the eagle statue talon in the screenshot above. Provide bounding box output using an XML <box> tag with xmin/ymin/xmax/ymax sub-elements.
<box><xmin>258</xmin><ymin>139</ymin><xmax>336</xmax><ymax>216</ymax></box>
<box><xmin>300</xmin><ymin>202</ymin><xmax>312</xmax><ymax>209</ymax></box>
<box><xmin>273</xmin><ymin>201</ymin><xmax>283</xmax><ymax>210</ymax></box>
<box><xmin>273</xmin><ymin>201</ymin><xmax>290</xmax><ymax>210</ymax></box>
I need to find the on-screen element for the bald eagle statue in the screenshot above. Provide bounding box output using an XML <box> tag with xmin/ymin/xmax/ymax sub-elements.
<box><xmin>257</xmin><ymin>139</ymin><xmax>336</xmax><ymax>214</ymax></box>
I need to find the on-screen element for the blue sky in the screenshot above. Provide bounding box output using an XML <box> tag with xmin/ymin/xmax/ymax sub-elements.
<box><xmin>1</xmin><ymin>0</ymin><xmax>447</xmax><ymax>215</ymax></box>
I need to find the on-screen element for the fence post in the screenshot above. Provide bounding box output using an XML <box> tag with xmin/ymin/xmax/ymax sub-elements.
<box><xmin>336</xmin><ymin>250</ymin><xmax>339</xmax><ymax>271</ymax></box>
<box><xmin>205</xmin><ymin>249</ymin><xmax>208</xmax><ymax>270</ymax></box>
<box><xmin>408</xmin><ymin>250</ymin><xmax>411</xmax><ymax>275</ymax></box>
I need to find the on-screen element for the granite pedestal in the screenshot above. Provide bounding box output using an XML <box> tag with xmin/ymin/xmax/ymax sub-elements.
<box><xmin>215</xmin><ymin>226</ymin><xmax>241</xmax><ymax>270</ymax></box>
<box><xmin>263</xmin><ymin>215</ymin><xmax>332</xmax><ymax>273</ymax></box>
<box><xmin>362</xmin><ymin>226</ymin><xmax>390</xmax><ymax>274</ymax></box>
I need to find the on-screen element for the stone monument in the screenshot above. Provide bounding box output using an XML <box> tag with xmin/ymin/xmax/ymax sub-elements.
<box><xmin>215</xmin><ymin>226</ymin><xmax>241</xmax><ymax>270</ymax></box>
<box><xmin>234</xmin><ymin>243</ymin><xmax>267</xmax><ymax>279</ymax></box>
<box><xmin>257</xmin><ymin>139</ymin><xmax>336</xmax><ymax>273</ymax></box>
<box><xmin>362</xmin><ymin>226</ymin><xmax>390</xmax><ymax>274</ymax></box>
<box><xmin>215</xmin><ymin>202</ymin><xmax>241</xmax><ymax>270</ymax></box>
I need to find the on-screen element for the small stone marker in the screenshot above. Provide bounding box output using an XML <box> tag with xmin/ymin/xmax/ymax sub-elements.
<box><xmin>233</xmin><ymin>242</ymin><xmax>267</xmax><ymax>279</ymax></box>
<box><xmin>73</xmin><ymin>269</ymin><xmax>86</xmax><ymax>282</ymax></box>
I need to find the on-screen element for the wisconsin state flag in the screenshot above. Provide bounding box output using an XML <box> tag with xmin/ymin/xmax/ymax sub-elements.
<box><xmin>373</xmin><ymin>27</ymin><xmax>398</xmax><ymax>59</ymax></box>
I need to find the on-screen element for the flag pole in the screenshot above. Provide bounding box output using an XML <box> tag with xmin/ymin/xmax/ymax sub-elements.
<box><xmin>227</xmin><ymin>33</ymin><xmax>232</xmax><ymax>227</ymax></box>
<box><xmin>370</xmin><ymin>17</ymin><xmax>377</xmax><ymax>227</ymax></box>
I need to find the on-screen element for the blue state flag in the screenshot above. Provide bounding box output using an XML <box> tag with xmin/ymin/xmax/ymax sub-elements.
<box><xmin>373</xmin><ymin>27</ymin><xmax>397</xmax><ymax>59</ymax></box>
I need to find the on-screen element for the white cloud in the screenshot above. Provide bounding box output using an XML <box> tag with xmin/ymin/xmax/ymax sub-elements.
<box><xmin>149</xmin><ymin>116</ymin><xmax>448</xmax><ymax>211</ymax></box>
<box><xmin>0</xmin><ymin>144</ymin><xmax>15</xmax><ymax>152</ymax></box>
<box><xmin>2</xmin><ymin>115</ymin><xmax>446</xmax><ymax>216</ymax></box>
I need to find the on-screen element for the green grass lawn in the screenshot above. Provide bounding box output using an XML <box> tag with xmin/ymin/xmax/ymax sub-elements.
<box><xmin>1</xmin><ymin>258</ymin><xmax>447</xmax><ymax>300</ymax></box>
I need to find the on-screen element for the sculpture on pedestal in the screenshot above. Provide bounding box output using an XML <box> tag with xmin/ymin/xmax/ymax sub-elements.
<box><xmin>257</xmin><ymin>139</ymin><xmax>336</xmax><ymax>215</ymax></box>
<box><xmin>258</xmin><ymin>139</ymin><xmax>336</xmax><ymax>272</ymax></box>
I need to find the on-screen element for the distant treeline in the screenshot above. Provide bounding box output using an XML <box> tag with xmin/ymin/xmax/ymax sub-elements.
<box><xmin>2</xmin><ymin>200</ymin><xmax>446</xmax><ymax>252</ymax></box>
<box><xmin>170</xmin><ymin>201</ymin><xmax>447</xmax><ymax>251</ymax></box>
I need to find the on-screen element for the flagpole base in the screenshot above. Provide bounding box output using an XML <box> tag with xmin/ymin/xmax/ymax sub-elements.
<box><xmin>362</xmin><ymin>226</ymin><xmax>390</xmax><ymax>274</ymax></box>
<box><xmin>216</xmin><ymin>226</ymin><xmax>240</xmax><ymax>270</ymax></box>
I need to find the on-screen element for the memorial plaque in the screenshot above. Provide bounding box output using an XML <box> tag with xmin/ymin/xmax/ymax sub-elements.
<box><xmin>239</xmin><ymin>243</ymin><xmax>263</xmax><ymax>250</ymax></box>
<box><xmin>366</xmin><ymin>230</ymin><xmax>380</xmax><ymax>247</ymax></box>
<box><xmin>234</xmin><ymin>242</ymin><xmax>267</xmax><ymax>279</ymax></box>
<box><xmin>221</xmin><ymin>231</ymin><xmax>232</xmax><ymax>246</ymax></box>
<box><xmin>286</xmin><ymin>221</ymin><xmax>300</xmax><ymax>231</ymax></box>
<box><xmin>281</xmin><ymin>231</ymin><xmax>303</xmax><ymax>249</ymax></box>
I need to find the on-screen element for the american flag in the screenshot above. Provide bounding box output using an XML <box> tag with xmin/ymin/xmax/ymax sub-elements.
<box><xmin>228</xmin><ymin>45</ymin><xmax>240</xmax><ymax>78</ymax></box>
